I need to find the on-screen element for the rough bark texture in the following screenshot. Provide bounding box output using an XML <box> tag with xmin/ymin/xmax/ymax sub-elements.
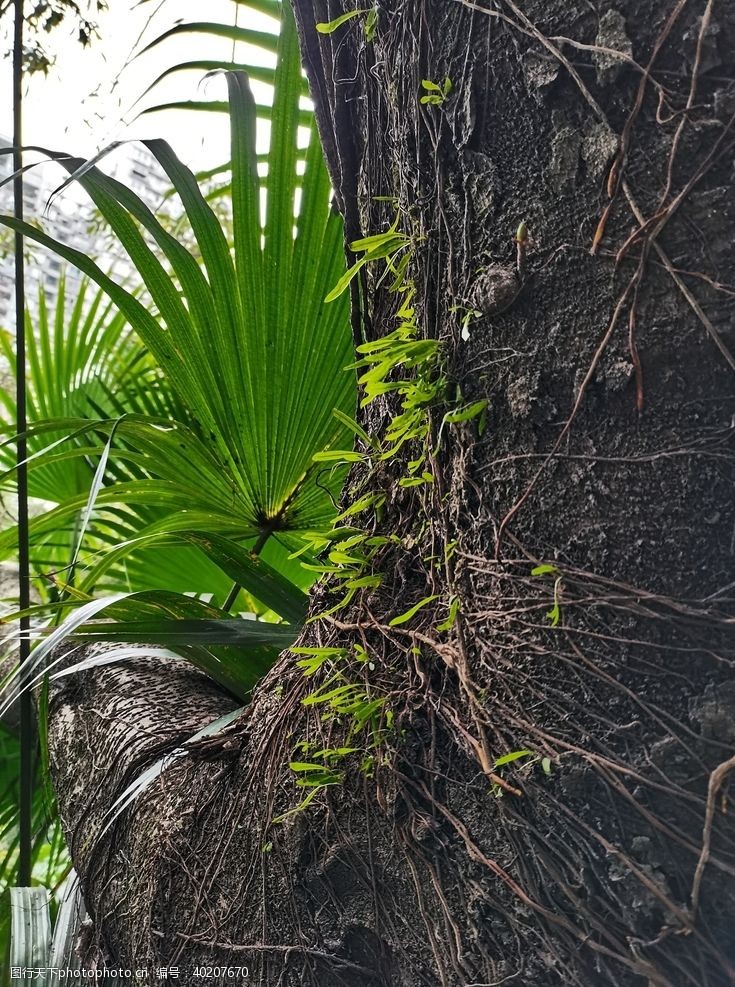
<box><xmin>49</xmin><ymin>1</ymin><xmax>735</xmax><ymax>985</ymax></box>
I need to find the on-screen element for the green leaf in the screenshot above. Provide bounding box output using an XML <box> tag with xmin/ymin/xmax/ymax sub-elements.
<box><xmin>436</xmin><ymin>595</ymin><xmax>461</xmax><ymax>632</ymax></box>
<box><xmin>302</xmin><ymin>683</ymin><xmax>357</xmax><ymax>707</ymax></box>
<box><xmin>335</xmin><ymin>492</ymin><xmax>385</xmax><ymax>521</ymax></box>
<box><xmin>0</xmin><ymin>64</ymin><xmax>354</xmax><ymax>544</ymax></box>
<box><xmin>546</xmin><ymin>602</ymin><xmax>561</xmax><ymax>627</ymax></box>
<box><xmin>294</xmin><ymin>648</ymin><xmax>346</xmax><ymax>676</ymax></box>
<box><xmin>64</xmin><ymin>417</ymin><xmax>125</xmax><ymax>593</ymax></box>
<box><xmin>531</xmin><ymin>564</ymin><xmax>559</xmax><ymax>576</ymax></box>
<box><xmin>72</xmin><ymin>618</ymin><xmax>297</xmax><ymax>647</ymax></box>
<box><xmin>494</xmin><ymin>749</ymin><xmax>533</xmax><ymax>768</ymax></box>
<box><xmin>175</xmin><ymin>532</ymin><xmax>309</xmax><ymax>623</ymax></box>
<box><xmin>324</xmin><ymin>255</ymin><xmax>369</xmax><ymax>303</ymax></box>
<box><xmin>388</xmin><ymin>595</ymin><xmax>440</xmax><ymax>627</ymax></box>
<box><xmin>312</xmin><ymin>449</ymin><xmax>365</xmax><ymax>463</ymax></box>
<box><xmin>444</xmin><ymin>399</ymin><xmax>488</xmax><ymax>424</ymax></box>
<box><xmin>292</xmin><ymin>646</ymin><xmax>348</xmax><ymax>657</ymax></box>
<box><xmin>295</xmin><ymin>771</ymin><xmax>342</xmax><ymax>788</ymax></box>
<box><xmin>364</xmin><ymin>8</ymin><xmax>378</xmax><ymax>40</ymax></box>
<box><xmin>139</xmin><ymin>22</ymin><xmax>280</xmax><ymax>59</ymax></box>
<box><xmin>325</xmin><ymin>231</ymin><xmax>410</xmax><ymax>303</ymax></box>
<box><xmin>332</xmin><ymin>408</ymin><xmax>379</xmax><ymax>451</ymax></box>
<box><xmin>0</xmin><ymin>277</ymin><xmax>149</xmax><ymax>507</ymax></box>
<box><xmin>134</xmin><ymin>61</ymin><xmax>309</xmax><ymax>108</ymax></box>
<box><xmin>316</xmin><ymin>9</ymin><xmax>371</xmax><ymax>33</ymax></box>
<box><xmin>272</xmin><ymin>782</ymin><xmax>334</xmax><ymax>822</ymax></box>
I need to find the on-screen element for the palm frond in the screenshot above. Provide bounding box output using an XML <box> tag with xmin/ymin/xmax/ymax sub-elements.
<box><xmin>0</xmin><ymin>7</ymin><xmax>354</xmax><ymax>615</ymax></box>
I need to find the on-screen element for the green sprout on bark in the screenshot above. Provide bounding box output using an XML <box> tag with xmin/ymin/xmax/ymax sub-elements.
<box><xmin>420</xmin><ymin>77</ymin><xmax>453</xmax><ymax>106</ymax></box>
<box><xmin>316</xmin><ymin>7</ymin><xmax>378</xmax><ymax>41</ymax></box>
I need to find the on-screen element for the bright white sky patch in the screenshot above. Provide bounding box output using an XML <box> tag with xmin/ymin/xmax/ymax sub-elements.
<box><xmin>0</xmin><ymin>0</ymin><xmax>277</xmax><ymax>169</ymax></box>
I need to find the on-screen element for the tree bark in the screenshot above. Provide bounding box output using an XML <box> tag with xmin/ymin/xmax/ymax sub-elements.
<box><xmin>48</xmin><ymin>1</ymin><xmax>735</xmax><ymax>985</ymax></box>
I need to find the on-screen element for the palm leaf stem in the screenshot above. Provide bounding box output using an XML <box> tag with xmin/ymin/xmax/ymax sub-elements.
<box><xmin>221</xmin><ymin>529</ymin><xmax>272</xmax><ymax>614</ymax></box>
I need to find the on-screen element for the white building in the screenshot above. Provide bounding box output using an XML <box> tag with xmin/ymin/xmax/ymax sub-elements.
<box><xmin>0</xmin><ymin>135</ymin><xmax>172</xmax><ymax>331</ymax></box>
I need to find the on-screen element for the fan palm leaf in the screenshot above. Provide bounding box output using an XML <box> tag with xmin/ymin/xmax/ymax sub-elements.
<box><xmin>0</xmin><ymin>6</ymin><xmax>353</xmax><ymax>620</ymax></box>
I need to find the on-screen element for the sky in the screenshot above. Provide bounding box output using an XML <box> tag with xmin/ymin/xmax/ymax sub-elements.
<box><xmin>0</xmin><ymin>0</ymin><xmax>277</xmax><ymax>172</ymax></box>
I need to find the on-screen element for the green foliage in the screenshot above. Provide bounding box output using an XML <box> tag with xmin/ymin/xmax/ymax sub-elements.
<box><xmin>350</xmin><ymin>289</ymin><xmax>444</xmax><ymax>487</ymax></box>
<box><xmin>134</xmin><ymin>1</ymin><xmax>285</xmax><ymax>122</ymax></box>
<box><xmin>0</xmin><ymin>6</ymin><xmax>355</xmax><ymax>645</ymax></box>
<box><xmin>531</xmin><ymin>563</ymin><xmax>559</xmax><ymax>577</ymax></box>
<box><xmin>292</xmin><ymin>214</ymin><xmax>487</xmax><ymax>640</ymax></box>
<box><xmin>494</xmin><ymin>749</ymin><xmax>533</xmax><ymax>768</ymax></box>
<box><xmin>489</xmin><ymin>748</ymin><xmax>554</xmax><ymax>798</ymax></box>
<box><xmin>449</xmin><ymin>304</ymin><xmax>481</xmax><ymax>341</ymax></box>
<box><xmin>388</xmin><ymin>594</ymin><xmax>439</xmax><ymax>627</ymax></box>
<box><xmin>325</xmin><ymin>216</ymin><xmax>414</xmax><ymax>303</ymax></box>
<box><xmin>4</xmin><ymin>0</ymin><xmax>105</xmax><ymax>75</ymax></box>
<box><xmin>299</xmin><ymin>527</ymin><xmax>385</xmax><ymax>618</ymax></box>
<box><xmin>0</xmin><ymin>722</ymin><xmax>70</xmax><ymax>980</ymax></box>
<box><xmin>0</xmin><ymin>278</ymin><xmax>164</xmax><ymax>503</ymax></box>
<box><xmin>281</xmin><ymin>215</ymin><xmax>492</xmax><ymax>816</ymax></box>
<box><xmin>532</xmin><ymin>565</ymin><xmax>563</xmax><ymax>627</ymax></box>
<box><xmin>546</xmin><ymin>589</ymin><xmax>561</xmax><ymax>628</ymax></box>
<box><xmin>316</xmin><ymin>7</ymin><xmax>377</xmax><ymax>39</ymax></box>
<box><xmin>276</xmin><ymin>643</ymin><xmax>391</xmax><ymax>821</ymax></box>
<box><xmin>442</xmin><ymin>400</ymin><xmax>487</xmax><ymax>425</ymax></box>
<box><xmin>420</xmin><ymin>77</ymin><xmax>453</xmax><ymax>106</ymax></box>
<box><xmin>436</xmin><ymin>594</ymin><xmax>461</xmax><ymax>632</ymax></box>
<box><xmin>1</xmin><ymin>0</ymin><xmax>355</xmax><ymax>972</ymax></box>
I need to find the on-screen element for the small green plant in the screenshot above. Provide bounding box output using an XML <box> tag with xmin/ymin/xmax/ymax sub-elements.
<box><xmin>530</xmin><ymin>564</ymin><xmax>559</xmax><ymax>577</ymax></box>
<box><xmin>532</xmin><ymin>564</ymin><xmax>563</xmax><ymax>627</ymax></box>
<box><xmin>389</xmin><ymin>594</ymin><xmax>439</xmax><ymax>627</ymax></box>
<box><xmin>546</xmin><ymin>581</ymin><xmax>562</xmax><ymax>626</ymax></box>
<box><xmin>495</xmin><ymin>749</ymin><xmax>534</xmax><ymax>769</ymax></box>
<box><xmin>420</xmin><ymin>77</ymin><xmax>453</xmax><ymax>106</ymax></box>
<box><xmin>354</xmin><ymin>303</ymin><xmax>444</xmax><ymax>474</ymax></box>
<box><xmin>274</xmin><ymin>644</ymin><xmax>392</xmax><ymax>821</ymax></box>
<box><xmin>325</xmin><ymin>214</ymin><xmax>415</xmax><ymax>303</ymax></box>
<box><xmin>295</xmin><ymin>528</ymin><xmax>387</xmax><ymax>617</ymax></box>
<box><xmin>436</xmin><ymin>594</ymin><xmax>461</xmax><ymax>632</ymax></box>
<box><xmin>287</xmin><ymin>213</ymin><xmax>495</xmax><ymax>818</ymax></box>
<box><xmin>294</xmin><ymin>645</ymin><xmax>390</xmax><ymax>741</ymax></box>
<box><xmin>434</xmin><ymin>396</ymin><xmax>488</xmax><ymax>453</ymax></box>
<box><xmin>298</xmin><ymin>226</ymin><xmax>447</xmax><ymax>619</ymax></box>
<box><xmin>490</xmin><ymin>748</ymin><xmax>553</xmax><ymax>797</ymax></box>
<box><xmin>302</xmin><ymin>219</ymin><xmax>489</xmax><ymax>626</ymax></box>
<box><xmin>316</xmin><ymin>7</ymin><xmax>378</xmax><ymax>41</ymax></box>
<box><xmin>449</xmin><ymin>304</ymin><xmax>482</xmax><ymax>341</ymax></box>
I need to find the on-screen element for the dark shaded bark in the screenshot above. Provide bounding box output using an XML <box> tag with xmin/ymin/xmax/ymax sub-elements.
<box><xmin>48</xmin><ymin>1</ymin><xmax>735</xmax><ymax>985</ymax></box>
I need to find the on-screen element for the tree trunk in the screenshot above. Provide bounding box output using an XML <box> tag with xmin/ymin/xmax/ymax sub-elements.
<box><xmin>48</xmin><ymin>1</ymin><xmax>735</xmax><ymax>984</ymax></box>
